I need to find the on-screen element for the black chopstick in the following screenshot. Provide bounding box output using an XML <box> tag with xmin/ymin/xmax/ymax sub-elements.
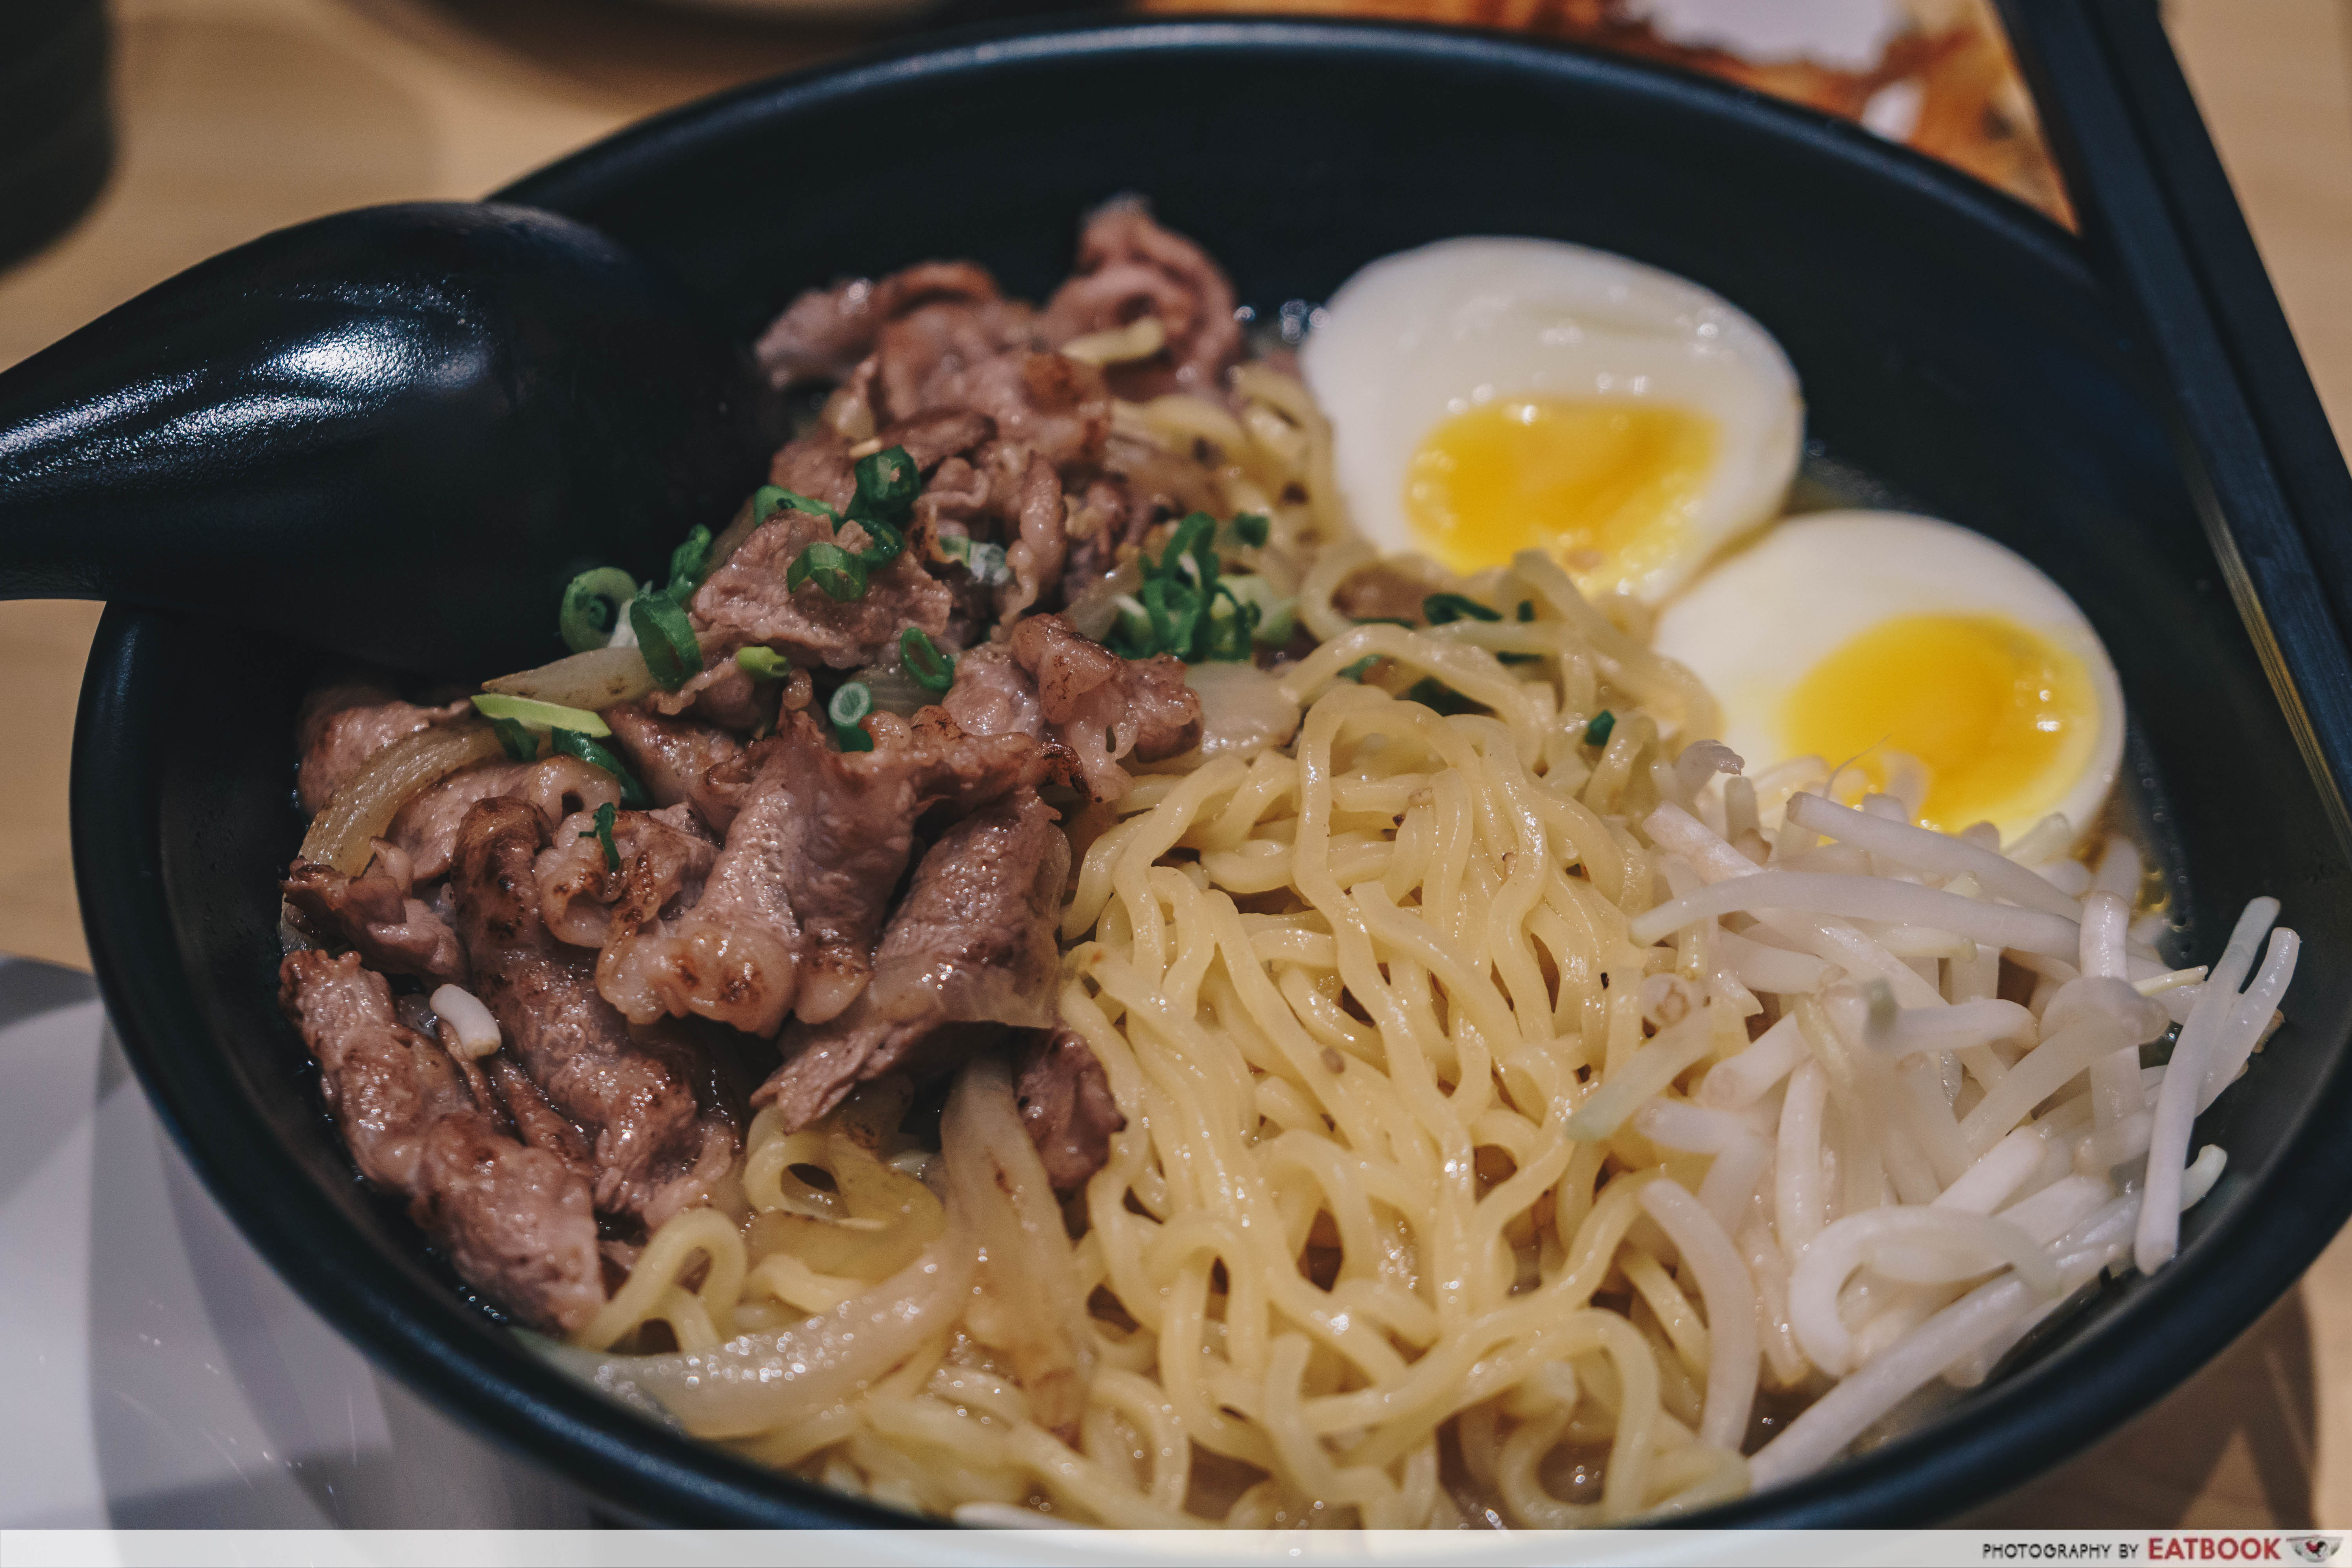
<box><xmin>1993</xmin><ymin>0</ymin><xmax>2352</xmax><ymax>849</ymax></box>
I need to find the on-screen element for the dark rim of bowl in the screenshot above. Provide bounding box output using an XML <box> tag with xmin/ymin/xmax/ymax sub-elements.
<box><xmin>72</xmin><ymin>15</ymin><xmax>2352</xmax><ymax>1530</ymax></box>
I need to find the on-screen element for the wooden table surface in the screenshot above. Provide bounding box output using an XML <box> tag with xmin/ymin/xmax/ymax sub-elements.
<box><xmin>3</xmin><ymin>0</ymin><xmax>2347</xmax><ymax>1528</ymax></box>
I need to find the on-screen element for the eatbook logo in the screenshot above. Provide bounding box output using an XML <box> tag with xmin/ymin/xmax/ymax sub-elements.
<box><xmin>2292</xmin><ymin>1539</ymin><xmax>2342</xmax><ymax>1564</ymax></box>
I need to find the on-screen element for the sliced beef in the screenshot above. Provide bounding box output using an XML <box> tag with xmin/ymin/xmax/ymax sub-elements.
<box><xmin>871</xmin><ymin>298</ymin><xmax>1042</xmax><ymax>426</ymax></box>
<box><xmin>690</xmin><ymin>505</ymin><xmax>953</xmax><ymax>671</ymax></box>
<box><xmin>1016</xmin><ymin>1029</ymin><xmax>1125</xmax><ymax>1191</ymax></box>
<box><xmin>450</xmin><ymin>797</ymin><xmax>736</xmax><ymax>1221</ymax></box>
<box><xmin>486</xmin><ymin>1051</ymin><xmax>596</xmax><ymax>1173</ymax></box>
<box><xmin>1039</xmin><ymin>200</ymin><xmax>1241</xmax><ymax>401</ymax></box>
<box><xmin>534</xmin><ymin>803</ymin><xmax>715</xmax><ymax>951</ymax></box>
<box><xmin>755</xmin><ymin>262</ymin><xmax>1007</xmax><ymax>389</ymax></box>
<box><xmin>598</xmin><ymin>709</ymin><xmax>1047</xmax><ymax>1038</ymax></box>
<box><xmin>603</xmin><ymin>708</ymin><xmax>748</xmax><ymax>835</ymax></box>
<box><xmin>278</xmin><ymin>950</ymin><xmax>602</xmax><ymax>1333</ymax></box>
<box><xmin>944</xmin><ymin>615</ymin><xmax>1201</xmax><ymax>802</ymax></box>
<box><xmin>997</xmin><ymin>448</ymin><xmax>1069</xmax><ymax>624</ymax></box>
<box><xmin>642</xmin><ymin>656</ymin><xmax>769</xmax><ymax>732</ymax></box>
<box><xmin>877</xmin><ymin>408</ymin><xmax>995</xmax><ymax>472</ymax></box>
<box><xmin>939</xmin><ymin>644</ymin><xmax>1044</xmax><ymax>743</ymax></box>
<box><xmin>387</xmin><ymin>757</ymin><xmax>619</xmax><ymax>882</ymax></box>
<box><xmin>296</xmin><ymin>681</ymin><xmax>466</xmax><ymax>817</ymax></box>
<box><xmin>767</xmin><ymin>426</ymin><xmax>859</xmax><ymax>515</ymax></box>
<box><xmin>932</xmin><ymin>354</ymin><xmax>1113</xmax><ymax>477</ymax></box>
<box><xmin>757</xmin><ymin>789</ymin><xmax>1069</xmax><ymax>1128</ymax></box>
<box><xmin>283</xmin><ymin>838</ymin><xmax>466</xmax><ymax>985</ymax></box>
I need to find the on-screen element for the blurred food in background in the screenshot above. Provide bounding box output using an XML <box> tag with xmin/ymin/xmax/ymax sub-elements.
<box><xmin>0</xmin><ymin>0</ymin><xmax>114</xmax><ymax>270</ymax></box>
<box><xmin>1131</xmin><ymin>0</ymin><xmax>2072</xmax><ymax>222</ymax></box>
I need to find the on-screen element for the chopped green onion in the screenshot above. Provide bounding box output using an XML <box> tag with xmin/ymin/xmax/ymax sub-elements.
<box><xmin>736</xmin><ymin>646</ymin><xmax>793</xmax><ymax>681</ymax></box>
<box><xmin>1221</xmin><ymin>575</ymin><xmax>1296</xmax><ymax>646</ymax></box>
<box><xmin>1107</xmin><ymin>509</ymin><xmax>1291</xmax><ymax>661</ymax></box>
<box><xmin>849</xmin><ymin>515</ymin><xmax>907</xmax><ymax>569</ymax></box>
<box><xmin>754</xmin><ymin>485</ymin><xmax>840</xmax><ymax>524</ymax></box>
<box><xmin>471</xmin><ymin>692</ymin><xmax>611</xmax><ymax>736</ymax></box>
<box><xmin>1405</xmin><ymin>677</ymin><xmax>1479</xmax><ymax>717</ymax></box>
<box><xmin>1340</xmin><ymin>655</ymin><xmax>1380</xmax><ymax>682</ymax></box>
<box><xmin>1517</xmin><ymin>600</ymin><xmax>1536</xmax><ymax>623</ymax></box>
<box><xmin>1353</xmin><ymin>616</ymin><xmax>1416</xmax><ymax>630</ymax></box>
<box><xmin>1205</xmin><ymin>581</ymin><xmax>1260</xmax><ymax>662</ymax></box>
<box><xmin>1497</xmin><ymin>650</ymin><xmax>1544</xmax><ymax>666</ymax></box>
<box><xmin>550</xmin><ymin>728</ymin><xmax>651</xmax><ymax>807</ymax></box>
<box><xmin>1161</xmin><ymin>512</ymin><xmax>1219</xmax><ymax>587</ymax></box>
<box><xmin>628</xmin><ymin>589</ymin><xmax>704</xmax><ymax>692</ymax></box>
<box><xmin>490</xmin><ymin>717</ymin><xmax>540</xmax><ymax>761</ymax></box>
<box><xmin>666</xmin><ymin>525</ymin><xmax>715</xmax><ymax>597</ymax></box>
<box><xmin>788</xmin><ymin>541</ymin><xmax>869</xmax><ymax>602</ymax></box>
<box><xmin>829</xmin><ymin>681</ymin><xmax>875</xmax><ymax>752</ymax></box>
<box><xmin>849</xmin><ymin>446</ymin><xmax>920</xmax><ymax>518</ymax></box>
<box><xmin>1584</xmin><ymin>710</ymin><xmax>1617</xmax><ymax>746</ymax></box>
<box><xmin>900</xmin><ymin>628</ymin><xmax>956</xmax><ymax>694</ymax></box>
<box><xmin>578</xmin><ymin>801</ymin><xmax>620</xmax><ymax>872</ymax></box>
<box><xmin>1423</xmin><ymin>593</ymin><xmax>1501</xmax><ymax>624</ymax></box>
<box><xmin>559</xmin><ymin>567</ymin><xmax>637</xmax><ymax>654</ymax></box>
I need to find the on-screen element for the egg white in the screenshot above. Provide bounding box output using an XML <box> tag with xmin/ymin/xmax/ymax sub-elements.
<box><xmin>1300</xmin><ymin>236</ymin><xmax>1803</xmax><ymax>603</ymax></box>
<box><xmin>1651</xmin><ymin>510</ymin><xmax>2125</xmax><ymax>846</ymax></box>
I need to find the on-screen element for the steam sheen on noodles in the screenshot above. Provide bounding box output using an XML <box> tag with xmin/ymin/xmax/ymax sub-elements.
<box><xmin>561</xmin><ymin>361</ymin><xmax>2294</xmax><ymax>1527</ymax></box>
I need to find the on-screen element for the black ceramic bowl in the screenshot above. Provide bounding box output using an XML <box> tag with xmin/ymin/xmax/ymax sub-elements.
<box><xmin>71</xmin><ymin>18</ymin><xmax>2352</xmax><ymax>1528</ymax></box>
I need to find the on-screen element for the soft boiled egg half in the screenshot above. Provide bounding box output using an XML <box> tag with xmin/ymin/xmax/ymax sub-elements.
<box><xmin>1301</xmin><ymin>237</ymin><xmax>1803</xmax><ymax>603</ymax></box>
<box><xmin>1651</xmin><ymin>511</ymin><xmax>2125</xmax><ymax>845</ymax></box>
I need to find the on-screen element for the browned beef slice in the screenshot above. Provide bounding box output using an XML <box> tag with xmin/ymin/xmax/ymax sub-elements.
<box><xmin>940</xmin><ymin>644</ymin><xmax>1044</xmax><ymax>744</ymax></box>
<box><xmin>876</xmin><ymin>408</ymin><xmax>995</xmax><ymax>472</ymax></box>
<box><xmin>295</xmin><ymin>681</ymin><xmax>467</xmax><ymax>817</ymax></box>
<box><xmin>946</xmin><ymin>615</ymin><xmax>1201</xmax><ymax>802</ymax></box>
<box><xmin>284</xmin><ymin>838</ymin><xmax>466</xmax><ymax>985</ymax></box>
<box><xmin>872</xmin><ymin>297</ymin><xmax>1042</xmax><ymax>425</ymax></box>
<box><xmin>763</xmin><ymin>708</ymin><xmax>1049</xmax><ymax>1027</ymax></box>
<box><xmin>486</xmin><ymin>1051</ymin><xmax>595</xmax><ymax>1172</ymax></box>
<box><xmin>755</xmin><ymin>261</ymin><xmax>1005</xmax><ymax>388</ymax></box>
<box><xmin>387</xmin><ymin>757</ymin><xmax>620</xmax><ymax>882</ymax></box>
<box><xmin>535</xmin><ymin>803</ymin><xmax>715</xmax><ymax>951</ymax></box>
<box><xmin>450</xmin><ymin>797</ymin><xmax>733</xmax><ymax>1219</ymax></box>
<box><xmin>757</xmin><ymin>789</ymin><xmax>1069</xmax><ymax>1127</ymax></box>
<box><xmin>603</xmin><ymin>708</ymin><xmax>748</xmax><ymax>835</ymax></box>
<box><xmin>642</xmin><ymin>657</ymin><xmax>769</xmax><ymax>732</ymax></box>
<box><xmin>768</xmin><ymin>426</ymin><xmax>858</xmax><ymax>515</ymax></box>
<box><xmin>1039</xmin><ymin>200</ymin><xmax>1241</xmax><ymax>401</ymax></box>
<box><xmin>690</xmin><ymin>505</ymin><xmax>952</xmax><ymax>671</ymax></box>
<box><xmin>597</xmin><ymin>708</ymin><xmax>1048</xmax><ymax>1038</ymax></box>
<box><xmin>277</xmin><ymin>949</ymin><xmax>603</xmax><ymax>1333</ymax></box>
<box><xmin>1016</xmin><ymin>1028</ymin><xmax>1125</xmax><ymax>1191</ymax></box>
<box><xmin>997</xmin><ymin>448</ymin><xmax>1068</xmax><ymax>624</ymax></box>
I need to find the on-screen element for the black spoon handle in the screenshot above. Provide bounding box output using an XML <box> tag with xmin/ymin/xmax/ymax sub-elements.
<box><xmin>1993</xmin><ymin>0</ymin><xmax>2352</xmax><ymax>847</ymax></box>
<box><xmin>0</xmin><ymin>202</ymin><xmax>777</xmax><ymax>679</ymax></box>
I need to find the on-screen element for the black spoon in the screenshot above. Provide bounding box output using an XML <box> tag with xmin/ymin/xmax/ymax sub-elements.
<box><xmin>0</xmin><ymin>201</ymin><xmax>784</xmax><ymax>679</ymax></box>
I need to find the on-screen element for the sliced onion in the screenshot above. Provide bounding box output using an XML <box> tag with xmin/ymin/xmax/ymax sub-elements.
<box><xmin>542</xmin><ymin>1241</ymin><xmax>977</xmax><ymax>1440</ymax></box>
<box><xmin>1185</xmin><ymin>659</ymin><xmax>1301</xmax><ymax>761</ymax></box>
<box><xmin>942</xmin><ymin>1057</ymin><xmax>1096</xmax><ymax>1435</ymax></box>
<box><xmin>848</xmin><ymin>655</ymin><xmax>935</xmax><ymax>719</ymax></box>
<box><xmin>1063</xmin><ymin>557</ymin><xmax>1143</xmax><ymax>643</ymax></box>
<box><xmin>299</xmin><ymin>720</ymin><xmax>505</xmax><ymax>875</ymax></box>
<box><xmin>483</xmin><ymin>645</ymin><xmax>659</xmax><ymax>710</ymax></box>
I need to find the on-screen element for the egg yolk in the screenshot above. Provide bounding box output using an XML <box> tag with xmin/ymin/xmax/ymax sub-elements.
<box><xmin>1781</xmin><ymin>612</ymin><xmax>2098</xmax><ymax>834</ymax></box>
<box><xmin>1403</xmin><ymin>396</ymin><xmax>1718</xmax><ymax>591</ymax></box>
